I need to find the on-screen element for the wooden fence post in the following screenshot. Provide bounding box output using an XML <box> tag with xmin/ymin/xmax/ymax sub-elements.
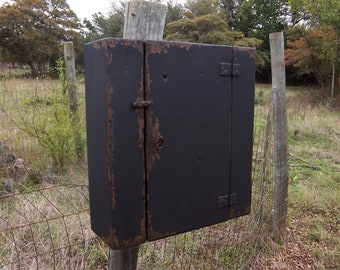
<box><xmin>331</xmin><ymin>37</ymin><xmax>340</xmax><ymax>97</ymax></box>
<box><xmin>63</xmin><ymin>41</ymin><xmax>84</xmax><ymax>160</ymax></box>
<box><xmin>124</xmin><ymin>0</ymin><xmax>168</xmax><ymax>41</ymax></box>
<box><xmin>108</xmin><ymin>1</ymin><xmax>167</xmax><ymax>270</ymax></box>
<box><xmin>63</xmin><ymin>41</ymin><xmax>78</xmax><ymax>115</ymax></box>
<box><xmin>270</xmin><ymin>32</ymin><xmax>289</xmax><ymax>242</ymax></box>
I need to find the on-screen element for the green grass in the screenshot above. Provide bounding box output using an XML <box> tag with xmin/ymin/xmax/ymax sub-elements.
<box><xmin>253</xmin><ymin>84</ymin><xmax>340</xmax><ymax>269</ymax></box>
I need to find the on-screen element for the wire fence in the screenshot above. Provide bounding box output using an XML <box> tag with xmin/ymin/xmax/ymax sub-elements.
<box><xmin>1</xmin><ymin>78</ymin><xmax>274</xmax><ymax>269</ymax></box>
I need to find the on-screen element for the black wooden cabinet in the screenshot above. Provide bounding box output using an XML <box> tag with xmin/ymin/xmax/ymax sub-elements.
<box><xmin>85</xmin><ymin>38</ymin><xmax>255</xmax><ymax>250</ymax></box>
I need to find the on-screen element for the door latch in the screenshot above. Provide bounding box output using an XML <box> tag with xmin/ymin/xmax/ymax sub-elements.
<box><xmin>132</xmin><ymin>100</ymin><xmax>152</xmax><ymax>108</ymax></box>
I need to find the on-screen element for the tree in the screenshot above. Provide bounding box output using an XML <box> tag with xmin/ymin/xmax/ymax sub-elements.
<box><xmin>286</xmin><ymin>27</ymin><xmax>338</xmax><ymax>91</ymax></box>
<box><xmin>183</xmin><ymin>0</ymin><xmax>246</xmax><ymax>25</ymax></box>
<box><xmin>83</xmin><ymin>1</ymin><xmax>125</xmax><ymax>42</ymax></box>
<box><xmin>233</xmin><ymin>0</ymin><xmax>288</xmax><ymax>81</ymax></box>
<box><xmin>184</xmin><ymin>0</ymin><xmax>220</xmax><ymax>18</ymax></box>
<box><xmin>165</xmin><ymin>1</ymin><xmax>185</xmax><ymax>26</ymax></box>
<box><xmin>165</xmin><ymin>0</ymin><xmax>266</xmax><ymax>70</ymax></box>
<box><xmin>165</xmin><ymin>14</ymin><xmax>231</xmax><ymax>43</ymax></box>
<box><xmin>288</xmin><ymin>0</ymin><xmax>340</xmax><ymax>96</ymax></box>
<box><xmin>165</xmin><ymin>13</ymin><xmax>247</xmax><ymax>44</ymax></box>
<box><xmin>306</xmin><ymin>0</ymin><xmax>340</xmax><ymax>96</ymax></box>
<box><xmin>235</xmin><ymin>0</ymin><xmax>287</xmax><ymax>45</ymax></box>
<box><xmin>0</xmin><ymin>0</ymin><xmax>81</xmax><ymax>77</ymax></box>
<box><xmin>219</xmin><ymin>0</ymin><xmax>246</xmax><ymax>29</ymax></box>
<box><xmin>287</xmin><ymin>0</ymin><xmax>311</xmax><ymax>26</ymax></box>
<box><xmin>164</xmin><ymin>13</ymin><xmax>266</xmax><ymax>68</ymax></box>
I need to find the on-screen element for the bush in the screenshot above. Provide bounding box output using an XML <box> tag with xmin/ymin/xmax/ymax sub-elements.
<box><xmin>4</xmin><ymin>59</ymin><xmax>83</xmax><ymax>173</ymax></box>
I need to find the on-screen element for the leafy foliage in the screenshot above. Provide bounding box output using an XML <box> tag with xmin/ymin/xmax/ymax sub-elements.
<box><xmin>184</xmin><ymin>0</ymin><xmax>220</xmax><ymax>18</ymax></box>
<box><xmin>233</xmin><ymin>0</ymin><xmax>288</xmax><ymax>78</ymax></box>
<box><xmin>0</xmin><ymin>0</ymin><xmax>82</xmax><ymax>77</ymax></box>
<box><xmin>165</xmin><ymin>13</ymin><xmax>263</xmax><ymax>48</ymax></box>
<box><xmin>164</xmin><ymin>4</ymin><xmax>266</xmax><ymax>69</ymax></box>
<box><xmin>165</xmin><ymin>1</ymin><xmax>185</xmax><ymax>26</ymax></box>
<box><xmin>288</xmin><ymin>0</ymin><xmax>340</xmax><ymax>95</ymax></box>
<box><xmin>0</xmin><ymin>0</ymin><xmax>339</xmax><ymax>88</ymax></box>
<box><xmin>165</xmin><ymin>14</ymin><xmax>228</xmax><ymax>43</ymax></box>
<box><xmin>7</xmin><ymin>59</ymin><xmax>82</xmax><ymax>172</ymax></box>
<box><xmin>83</xmin><ymin>1</ymin><xmax>125</xmax><ymax>42</ymax></box>
<box><xmin>301</xmin><ymin>0</ymin><xmax>340</xmax><ymax>31</ymax></box>
<box><xmin>286</xmin><ymin>27</ymin><xmax>339</xmax><ymax>91</ymax></box>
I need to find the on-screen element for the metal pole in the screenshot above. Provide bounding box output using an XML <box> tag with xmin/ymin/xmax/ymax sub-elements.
<box><xmin>108</xmin><ymin>247</ymin><xmax>139</xmax><ymax>270</ymax></box>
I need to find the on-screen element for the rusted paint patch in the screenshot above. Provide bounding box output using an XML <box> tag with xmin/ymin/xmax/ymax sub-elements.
<box><xmin>228</xmin><ymin>206</ymin><xmax>251</xmax><ymax>219</ymax></box>
<box><xmin>100</xmin><ymin>225</ymin><xmax>145</xmax><ymax>250</ymax></box>
<box><xmin>93</xmin><ymin>38</ymin><xmax>144</xmax><ymax>65</ymax></box>
<box><xmin>248</xmin><ymin>48</ymin><xmax>256</xmax><ymax>60</ymax></box>
<box><xmin>147</xmin><ymin>212</ymin><xmax>177</xmax><ymax>241</ymax></box>
<box><xmin>150</xmin><ymin>118</ymin><xmax>162</xmax><ymax>159</ymax></box>
<box><xmin>93</xmin><ymin>38</ymin><xmax>125</xmax><ymax>49</ymax></box>
<box><xmin>135</xmin><ymin>66</ymin><xmax>145</xmax><ymax>150</ymax></box>
<box><xmin>100</xmin><ymin>227</ymin><xmax>120</xmax><ymax>250</ymax></box>
<box><xmin>146</xmin><ymin>41</ymin><xmax>193</xmax><ymax>55</ymax></box>
<box><xmin>233</xmin><ymin>46</ymin><xmax>256</xmax><ymax>60</ymax></box>
<box><xmin>121</xmin><ymin>217</ymin><xmax>146</xmax><ymax>248</ymax></box>
<box><xmin>92</xmin><ymin>41</ymin><xmax>101</xmax><ymax>50</ymax></box>
<box><xmin>144</xmin><ymin>50</ymin><xmax>163</xmax><ymax>179</ymax></box>
<box><xmin>102</xmin><ymin>38</ymin><xmax>144</xmax><ymax>53</ymax></box>
<box><xmin>146</xmin><ymin>116</ymin><xmax>163</xmax><ymax>178</ymax></box>
<box><xmin>136</xmin><ymin>113</ymin><xmax>144</xmax><ymax>150</ymax></box>
<box><xmin>106</xmin><ymin>65</ymin><xmax>115</xmax><ymax>210</ymax></box>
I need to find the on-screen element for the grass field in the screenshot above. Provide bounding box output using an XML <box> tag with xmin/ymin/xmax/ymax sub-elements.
<box><xmin>0</xmin><ymin>77</ymin><xmax>339</xmax><ymax>269</ymax></box>
<box><xmin>253</xmin><ymin>85</ymin><xmax>340</xmax><ymax>269</ymax></box>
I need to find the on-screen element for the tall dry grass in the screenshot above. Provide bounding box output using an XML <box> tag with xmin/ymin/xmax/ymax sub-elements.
<box><xmin>2</xmin><ymin>78</ymin><xmax>338</xmax><ymax>269</ymax></box>
<box><xmin>0</xmin><ymin>77</ymin><xmax>276</xmax><ymax>269</ymax></box>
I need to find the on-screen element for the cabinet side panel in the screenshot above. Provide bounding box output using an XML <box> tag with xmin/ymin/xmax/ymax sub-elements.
<box><xmin>229</xmin><ymin>47</ymin><xmax>256</xmax><ymax>219</ymax></box>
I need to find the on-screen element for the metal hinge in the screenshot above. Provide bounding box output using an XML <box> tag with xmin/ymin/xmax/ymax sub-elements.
<box><xmin>220</xmin><ymin>63</ymin><xmax>240</xmax><ymax>77</ymax></box>
<box><xmin>217</xmin><ymin>193</ymin><xmax>237</xmax><ymax>209</ymax></box>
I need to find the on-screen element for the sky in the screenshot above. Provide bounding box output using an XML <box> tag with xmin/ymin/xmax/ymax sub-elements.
<box><xmin>66</xmin><ymin>0</ymin><xmax>113</xmax><ymax>19</ymax></box>
<box><xmin>0</xmin><ymin>0</ymin><xmax>186</xmax><ymax>21</ymax></box>
<box><xmin>0</xmin><ymin>0</ymin><xmax>113</xmax><ymax>20</ymax></box>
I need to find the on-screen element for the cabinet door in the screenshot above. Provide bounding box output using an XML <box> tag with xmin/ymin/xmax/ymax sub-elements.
<box><xmin>85</xmin><ymin>39</ymin><xmax>146</xmax><ymax>250</ymax></box>
<box><xmin>144</xmin><ymin>41</ymin><xmax>234</xmax><ymax>240</ymax></box>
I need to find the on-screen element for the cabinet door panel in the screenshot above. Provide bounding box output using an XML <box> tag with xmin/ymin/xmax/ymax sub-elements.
<box><xmin>145</xmin><ymin>41</ymin><xmax>233</xmax><ymax>240</ymax></box>
<box><xmin>85</xmin><ymin>39</ymin><xmax>146</xmax><ymax>249</ymax></box>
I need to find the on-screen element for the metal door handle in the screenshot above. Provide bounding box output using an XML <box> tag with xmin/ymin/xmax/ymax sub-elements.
<box><xmin>132</xmin><ymin>100</ymin><xmax>152</xmax><ymax>108</ymax></box>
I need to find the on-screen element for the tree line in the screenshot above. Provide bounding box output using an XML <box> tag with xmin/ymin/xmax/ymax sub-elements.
<box><xmin>0</xmin><ymin>0</ymin><xmax>339</xmax><ymax>95</ymax></box>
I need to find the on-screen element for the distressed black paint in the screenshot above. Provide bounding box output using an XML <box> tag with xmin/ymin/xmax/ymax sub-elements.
<box><xmin>85</xmin><ymin>39</ymin><xmax>255</xmax><ymax>249</ymax></box>
<box><xmin>145</xmin><ymin>41</ymin><xmax>233</xmax><ymax>240</ymax></box>
<box><xmin>85</xmin><ymin>39</ymin><xmax>146</xmax><ymax>250</ymax></box>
